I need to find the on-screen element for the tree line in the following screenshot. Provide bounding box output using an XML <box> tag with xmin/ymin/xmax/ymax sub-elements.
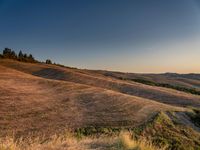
<box><xmin>0</xmin><ymin>48</ymin><xmax>53</xmax><ymax>64</ymax></box>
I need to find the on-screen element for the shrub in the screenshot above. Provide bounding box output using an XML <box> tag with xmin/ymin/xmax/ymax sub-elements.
<box><xmin>187</xmin><ymin>109</ymin><xmax>200</xmax><ymax>127</ymax></box>
<box><xmin>46</xmin><ymin>59</ymin><xmax>52</xmax><ymax>64</ymax></box>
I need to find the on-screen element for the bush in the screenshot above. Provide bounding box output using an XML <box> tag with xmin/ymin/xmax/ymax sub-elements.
<box><xmin>46</xmin><ymin>59</ymin><xmax>52</xmax><ymax>64</ymax></box>
<box><xmin>187</xmin><ymin>109</ymin><xmax>200</xmax><ymax>127</ymax></box>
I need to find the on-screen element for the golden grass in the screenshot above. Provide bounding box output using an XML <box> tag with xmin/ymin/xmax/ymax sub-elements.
<box><xmin>0</xmin><ymin>132</ymin><xmax>164</xmax><ymax>150</ymax></box>
<box><xmin>0</xmin><ymin>59</ymin><xmax>198</xmax><ymax>149</ymax></box>
<box><xmin>1</xmin><ymin>59</ymin><xmax>200</xmax><ymax>109</ymax></box>
<box><xmin>0</xmin><ymin>135</ymin><xmax>80</xmax><ymax>150</ymax></box>
<box><xmin>0</xmin><ymin>63</ymin><xmax>180</xmax><ymax>137</ymax></box>
<box><xmin>118</xmin><ymin>132</ymin><xmax>165</xmax><ymax>150</ymax></box>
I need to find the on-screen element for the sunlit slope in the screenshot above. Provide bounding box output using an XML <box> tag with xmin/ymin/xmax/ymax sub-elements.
<box><xmin>0</xmin><ymin>64</ymin><xmax>179</xmax><ymax>137</ymax></box>
<box><xmin>1</xmin><ymin>59</ymin><xmax>200</xmax><ymax>108</ymax></box>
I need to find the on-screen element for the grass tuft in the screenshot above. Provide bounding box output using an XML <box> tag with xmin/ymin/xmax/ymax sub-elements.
<box><xmin>117</xmin><ymin>131</ymin><xmax>165</xmax><ymax>150</ymax></box>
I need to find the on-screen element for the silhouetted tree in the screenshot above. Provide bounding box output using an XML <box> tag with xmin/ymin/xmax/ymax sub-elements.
<box><xmin>28</xmin><ymin>54</ymin><xmax>35</xmax><ymax>63</ymax></box>
<box><xmin>3</xmin><ymin>48</ymin><xmax>17</xmax><ymax>59</ymax></box>
<box><xmin>18</xmin><ymin>50</ymin><xmax>24</xmax><ymax>61</ymax></box>
<box><xmin>23</xmin><ymin>53</ymin><xmax>27</xmax><ymax>58</ymax></box>
<box><xmin>0</xmin><ymin>48</ymin><xmax>39</xmax><ymax>63</ymax></box>
<box><xmin>3</xmin><ymin>48</ymin><xmax>12</xmax><ymax>57</ymax></box>
<box><xmin>3</xmin><ymin>48</ymin><xmax>9</xmax><ymax>58</ymax></box>
<box><xmin>46</xmin><ymin>59</ymin><xmax>52</xmax><ymax>64</ymax></box>
<box><xmin>11</xmin><ymin>51</ymin><xmax>17</xmax><ymax>59</ymax></box>
<box><xmin>23</xmin><ymin>53</ymin><xmax>28</xmax><ymax>62</ymax></box>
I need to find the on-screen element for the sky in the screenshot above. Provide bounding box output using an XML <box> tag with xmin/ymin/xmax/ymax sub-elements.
<box><xmin>0</xmin><ymin>0</ymin><xmax>200</xmax><ymax>73</ymax></box>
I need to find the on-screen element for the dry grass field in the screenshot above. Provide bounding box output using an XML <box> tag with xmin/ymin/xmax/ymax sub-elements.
<box><xmin>0</xmin><ymin>59</ymin><xmax>200</xmax><ymax>149</ymax></box>
<box><xmin>0</xmin><ymin>132</ymin><xmax>164</xmax><ymax>150</ymax></box>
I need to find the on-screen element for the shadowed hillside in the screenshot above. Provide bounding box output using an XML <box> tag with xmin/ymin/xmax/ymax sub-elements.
<box><xmin>96</xmin><ymin>70</ymin><xmax>200</xmax><ymax>92</ymax></box>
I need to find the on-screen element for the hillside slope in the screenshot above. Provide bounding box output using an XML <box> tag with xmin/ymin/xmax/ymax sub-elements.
<box><xmin>96</xmin><ymin>70</ymin><xmax>200</xmax><ymax>91</ymax></box>
<box><xmin>0</xmin><ymin>63</ymin><xmax>179</xmax><ymax>138</ymax></box>
<box><xmin>1</xmin><ymin>59</ymin><xmax>200</xmax><ymax>149</ymax></box>
<box><xmin>1</xmin><ymin>59</ymin><xmax>200</xmax><ymax>108</ymax></box>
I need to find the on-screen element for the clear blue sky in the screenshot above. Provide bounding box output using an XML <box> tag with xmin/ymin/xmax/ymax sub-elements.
<box><xmin>0</xmin><ymin>0</ymin><xmax>200</xmax><ymax>73</ymax></box>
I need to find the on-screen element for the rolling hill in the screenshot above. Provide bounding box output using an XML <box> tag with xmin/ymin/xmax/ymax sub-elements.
<box><xmin>0</xmin><ymin>59</ymin><xmax>200</xmax><ymax>149</ymax></box>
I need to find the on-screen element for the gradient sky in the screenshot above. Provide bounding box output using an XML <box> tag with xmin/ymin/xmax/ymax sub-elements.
<box><xmin>0</xmin><ymin>0</ymin><xmax>200</xmax><ymax>73</ymax></box>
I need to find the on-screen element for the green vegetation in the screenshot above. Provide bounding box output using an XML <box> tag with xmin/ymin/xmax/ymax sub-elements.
<box><xmin>75</xmin><ymin>126</ymin><xmax>121</xmax><ymax>138</ymax></box>
<box><xmin>131</xmin><ymin>78</ymin><xmax>200</xmax><ymax>95</ymax></box>
<box><xmin>187</xmin><ymin>108</ymin><xmax>200</xmax><ymax>127</ymax></box>
<box><xmin>141</xmin><ymin>112</ymin><xmax>200</xmax><ymax>150</ymax></box>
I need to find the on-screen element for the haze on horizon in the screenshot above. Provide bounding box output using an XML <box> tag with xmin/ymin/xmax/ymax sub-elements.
<box><xmin>0</xmin><ymin>0</ymin><xmax>200</xmax><ymax>73</ymax></box>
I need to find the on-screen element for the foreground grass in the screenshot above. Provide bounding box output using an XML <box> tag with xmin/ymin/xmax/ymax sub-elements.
<box><xmin>1</xmin><ymin>111</ymin><xmax>199</xmax><ymax>150</ymax></box>
<box><xmin>118</xmin><ymin>132</ymin><xmax>165</xmax><ymax>150</ymax></box>
<box><xmin>0</xmin><ymin>132</ymin><xmax>164</xmax><ymax>150</ymax></box>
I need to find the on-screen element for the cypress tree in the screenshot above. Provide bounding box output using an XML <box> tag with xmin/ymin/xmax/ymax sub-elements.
<box><xmin>18</xmin><ymin>50</ymin><xmax>24</xmax><ymax>61</ymax></box>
